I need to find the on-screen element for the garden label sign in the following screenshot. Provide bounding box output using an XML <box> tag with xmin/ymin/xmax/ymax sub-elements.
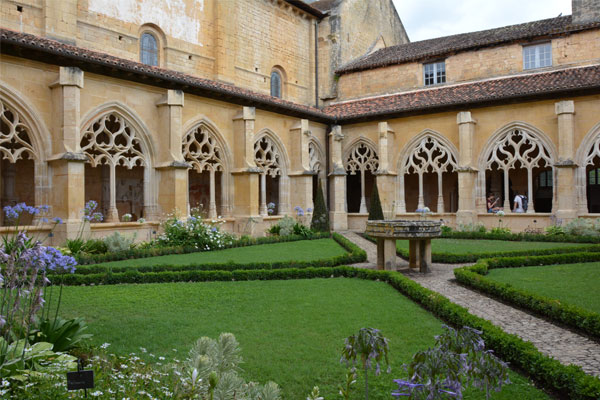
<box><xmin>67</xmin><ymin>359</ymin><xmax>94</xmax><ymax>394</ymax></box>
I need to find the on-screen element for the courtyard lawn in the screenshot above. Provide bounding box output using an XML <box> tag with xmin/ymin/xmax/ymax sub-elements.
<box><xmin>97</xmin><ymin>238</ymin><xmax>348</xmax><ymax>267</ymax></box>
<box><xmin>396</xmin><ymin>238</ymin><xmax>591</xmax><ymax>255</ymax></box>
<box><xmin>487</xmin><ymin>262</ymin><xmax>600</xmax><ymax>314</ymax></box>
<box><xmin>59</xmin><ymin>278</ymin><xmax>548</xmax><ymax>399</ymax></box>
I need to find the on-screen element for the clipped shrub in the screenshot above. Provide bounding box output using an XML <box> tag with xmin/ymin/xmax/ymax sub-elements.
<box><xmin>368</xmin><ymin>182</ymin><xmax>384</xmax><ymax>221</ymax></box>
<box><xmin>311</xmin><ymin>180</ymin><xmax>330</xmax><ymax>232</ymax></box>
<box><xmin>103</xmin><ymin>231</ymin><xmax>136</xmax><ymax>253</ymax></box>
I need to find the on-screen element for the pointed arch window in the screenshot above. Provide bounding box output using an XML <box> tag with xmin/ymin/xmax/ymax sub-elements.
<box><xmin>345</xmin><ymin>142</ymin><xmax>379</xmax><ymax>213</ymax></box>
<box><xmin>270</xmin><ymin>70</ymin><xmax>282</xmax><ymax>98</ymax></box>
<box><xmin>255</xmin><ymin>136</ymin><xmax>282</xmax><ymax>215</ymax></box>
<box><xmin>140</xmin><ymin>32</ymin><xmax>159</xmax><ymax>66</ymax></box>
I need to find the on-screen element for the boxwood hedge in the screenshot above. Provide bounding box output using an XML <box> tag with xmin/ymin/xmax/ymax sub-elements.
<box><xmin>454</xmin><ymin>251</ymin><xmax>600</xmax><ymax>339</ymax></box>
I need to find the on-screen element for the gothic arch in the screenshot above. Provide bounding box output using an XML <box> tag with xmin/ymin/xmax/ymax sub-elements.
<box><xmin>308</xmin><ymin>137</ymin><xmax>327</xmax><ymax>205</ymax></box>
<box><xmin>79</xmin><ymin>101</ymin><xmax>158</xmax><ymax>221</ymax></box>
<box><xmin>476</xmin><ymin>122</ymin><xmax>557</xmax><ymax>213</ymax></box>
<box><xmin>0</xmin><ymin>83</ymin><xmax>51</xmax><ymax>223</ymax></box>
<box><xmin>182</xmin><ymin>117</ymin><xmax>233</xmax><ymax>217</ymax></box>
<box><xmin>343</xmin><ymin>137</ymin><xmax>379</xmax><ymax>213</ymax></box>
<box><xmin>396</xmin><ymin>130</ymin><xmax>459</xmax><ymax>213</ymax></box>
<box><xmin>575</xmin><ymin>122</ymin><xmax>600</xmax><ymax>213</ymax></box>
<box><xmin>254</xmin><ymin>128</ymin><xmax>290</xmax><ymax>215</ymax></box>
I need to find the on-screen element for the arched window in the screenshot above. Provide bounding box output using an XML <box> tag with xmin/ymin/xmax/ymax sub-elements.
<box><xmin>255</xmin><ymin>136</ymin><xmax>282</xmax><ymax>215</ymax></box>
<box><xmin>270</xmin><ymin>70</ymin><xmax>282</xmax><ymax>98</ymax></box>
<box><xmin>345</xmin><ymin>142</ymin><xmax>379</xmax><ymax>213</ymax></box>
<box><xmin>140</xmin><ymin>33</ymin><xmax>159</xmax><ymax>66</ymax></box>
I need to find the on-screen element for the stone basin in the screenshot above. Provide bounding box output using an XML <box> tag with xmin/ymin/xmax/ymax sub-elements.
<box><xmin>365</xmin><ymin>219</ymin><xmax>442</xmax><ymax>273</ymax></box>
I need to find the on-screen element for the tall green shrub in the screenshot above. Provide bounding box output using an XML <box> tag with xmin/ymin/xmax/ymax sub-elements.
<box><xmin>368</xmin><ymin>182</ymin><xmax>384</xmax><ymax>220</ymax></box>
<box><xmin>311</xmin><ymin>180</ymin><xmax>330</xmax><ymax>232</ymax></box>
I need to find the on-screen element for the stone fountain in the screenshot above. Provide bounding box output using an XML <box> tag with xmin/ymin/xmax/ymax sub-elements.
<box><xmin>365</xmin><ymin>220</ymin><xmax>442</xmax><ymax>273</ymax></box>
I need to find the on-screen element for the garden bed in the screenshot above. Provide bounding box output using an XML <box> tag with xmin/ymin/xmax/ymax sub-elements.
<box><xmin>59</xmin><ymin>278</ymin><xmax>550</xmax><ymax>400</ymax></box>
<box><xmin>454</xmin><ymin>251</ymin><xmax>600</xmax><ymax>339</ymax></box>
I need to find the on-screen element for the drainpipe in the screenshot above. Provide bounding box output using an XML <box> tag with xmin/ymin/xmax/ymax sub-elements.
<box><xmin>325</xmin><ymin>124</ymin><xmax>331</xmax><ymax>210</ymax></box>
<box><xmin>314</xmin><ymin>20</ymin><xmax>319</xmax><ymax>108</ymax></box>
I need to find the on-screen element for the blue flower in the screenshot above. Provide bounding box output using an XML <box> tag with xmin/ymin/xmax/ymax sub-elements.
<box><xmin>52</xmin><ymin>217</ymin><xmax>63</xmax><ymax>225</ymax></box>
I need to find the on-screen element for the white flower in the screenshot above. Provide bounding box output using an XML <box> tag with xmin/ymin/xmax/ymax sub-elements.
<box><xmin>100</xmin><ymin>342</ymin><xmax>111</xmax><ymax>349</ymax></box>
<box><xmin>90</xmin><ymin>390</ymin><xmax>103</xmax><ymax>397</ymax></box>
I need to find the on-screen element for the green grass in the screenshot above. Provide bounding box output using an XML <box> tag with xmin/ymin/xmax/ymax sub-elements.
<box><xmin>396</xmin><ymin>238</ymin><xmax>590</xmax><ymax>255</ymax></box>
<box><xmin>98</xmin><ymin>238</ymin><xmax>348</xmax><ymax>267</ymax></box>
<box><xmin>59</xmin><ymin>279</ymin><xmax>548</xmax><ymax>399</ymax></box>
<box><xmin>487</xmin><ymin>262</ymin><xmax>600</xmax><ymax>314</ymax></box>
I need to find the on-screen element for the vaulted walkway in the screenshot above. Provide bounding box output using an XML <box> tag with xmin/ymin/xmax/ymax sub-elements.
<box><xmin>339</xmin><ymin>231</ymin><xmax>600</xmax><ymax>377</ymax></box>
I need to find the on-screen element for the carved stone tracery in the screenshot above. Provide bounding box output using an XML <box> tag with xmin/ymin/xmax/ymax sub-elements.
<box><xmin>81</xmin><ymin>113</ymin><xmax>147</xmax><ymax>222</ymax></box>
<box><xmin>81</xmin><ymin>113</ymin><xmax>146</xmax><ymax>168</ymax></box>
<box><xmin>254</xmin><ymin>136</ymin><xmax>281</xmax><ymax>177</ymax></box>
<box><xmin>183</xmin><ymin>125</ymin><xmax>225</xmax><ymax>218</ymax></box>
<box><xmin>345</xmin><ymin>141</ymin><xmax>379</xmax><ymax>213</ymax></box>
<box><xmin>0</xmin><ymin>100</ymin><xmax>36</xmax><ymax>163</ymax></box>
<box><xmin>308</xmin><ymin>141</ymin><xmax>322</xmax><ymax>173</ymax></box>
<box><xmin>485</xmin><ymin>128</ymin><xmax>553</xmax><ymax>212</ymax></box>
<box><xmin>401</xmin><ymin>136</ymin><xmax>458</xmax><ymax>212</ymax></box>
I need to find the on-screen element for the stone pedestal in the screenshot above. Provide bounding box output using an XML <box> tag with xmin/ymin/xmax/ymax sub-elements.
<box><xmin>366</xmin><ymin>220</ymin><xmax>441</xmax><ymax>274</ymax></box>
<box><xmin>376</xmin><ymin>238</ymin><xmax>397</xmax><ymax>270</ymax></box>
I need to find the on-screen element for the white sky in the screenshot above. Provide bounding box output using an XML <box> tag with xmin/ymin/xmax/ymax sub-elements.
<box><xmin>392</xmin><ymin>0</ymin><xmax>573</xmax><ymax>42</ymax></box>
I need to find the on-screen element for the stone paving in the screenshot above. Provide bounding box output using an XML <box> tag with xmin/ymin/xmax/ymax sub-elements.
<box><xmin>339</xmin><ymin>231</ymin><xmax>600</xmax><ymax>377</ymax></box>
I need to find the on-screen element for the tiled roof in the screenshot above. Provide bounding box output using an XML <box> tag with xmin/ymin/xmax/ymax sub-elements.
<box><xmin>1</xmin><ymin>29</ymin><xmax>600</xmax><ymax>125</ymax></box>
<box><xmin>325</xmin><ymin>64</ymin><xmax>600</xmax><ymax>122</ymax></box>
<box><xmin>309</xmin><ymin>0</ymin><xmax>338</xmax><ymax>12</ymax></box>
<box><xmin>283</xmin><ymin>0</ymin><xmax>326</xmax><ymax>18</ymax></box>
<box><xmin>0</xmin><ymin>28</ymin><xmax>330</xmax><ymax>123</ymax></box>
<box><xmin>337</xmin><ymin>15</ymin><xmax>600</xmax><ymax>74</ymax></box>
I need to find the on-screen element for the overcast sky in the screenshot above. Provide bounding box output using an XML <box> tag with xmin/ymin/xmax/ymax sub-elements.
<box><xmin>392</xmin><ymin>0</ymin><xmax>572</xmax><ymax>42</ymax></box>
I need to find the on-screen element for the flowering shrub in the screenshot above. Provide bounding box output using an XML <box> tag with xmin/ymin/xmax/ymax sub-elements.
<box><xmin>267</xmin><ymin>202</ymin><xmax>276</xmax><ymax>215</ymax></box>
<box><xmin>5</xmin><ymin>334</ymin><xmax>282</xmax><ymax>400</ymax></box>
<box><xmin>65</xmin><ymin>200</ymin><xmax>104</xmax><ymax>255</ymax></box>
<box><xmin>121</xmin><ymin>213</ymin><xmax>132</xmax><ymax>222</ymax></box>
<box><xmin>393</xmin><ymin>325</ymin><xmax>509</xmax><ymax>399</ymax></box>
<box><xmin>563</xmin><ymin>218</ymin><xmax>600</xmax><ymax>237</ymax></box>
<box><xmin>156</xmin><ymin>215</ymin><xmax>234</xmax><ymax>250</ymax></box>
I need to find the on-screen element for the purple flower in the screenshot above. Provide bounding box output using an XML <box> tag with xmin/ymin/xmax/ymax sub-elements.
<box><xmin>52</xmin><ymin>217</ymin><xmax>63</xmax><ymax>225</ymax></box>
<box><xmin>307</xmin><ymin>208</ymin><xmax>313</xmax><ymax>213</ymax></box>
<box><xmin>92</xmin><ymin>212</ymin><xmax>103</xmax><ymax>222</ymax></box>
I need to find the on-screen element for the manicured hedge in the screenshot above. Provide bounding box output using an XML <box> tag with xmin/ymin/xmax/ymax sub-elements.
<box><xmin>76</xmin><ymin>232</ymin><xmax>332</xmax><ymax>265</ymax></box>
<box><xmin>454</xmin><ymin>251</ymin><xmax>600</xmax><ymax>339</ymax></box>
<box><xmin>59</xmin><ymin>233</ymin><xmax>366</xmax><ymax>281</ymax></box>
<box><xmin>442</xmin><ymin>230</ymin><xmax>600</xmax><ymax>244</ymax></box>
<box><xmin>363</xmin><ymin>233</ymin><xmax>600</xmax><ymax>263</ymax></box>
<box><xmin>56</xmin><ymin>265</ymin><xmax>600</xmax><ymax>399</ymax></box>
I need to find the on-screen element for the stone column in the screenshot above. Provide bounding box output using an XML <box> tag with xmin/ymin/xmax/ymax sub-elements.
<box><xmin>456</xmin><ymin>111</ymin><xmax>478</xmax><ymax>225</ymax></box>
<box><xmin>376</xmin><ymin>122</ymin><xmax>397</xmax><ymax>218</ymax></box>
<box><xmin>156</xmin><ymin>90</ymin><xmax>188</xmax><ymax>219</ymax></box>
<box><xmin>329</xmin><ymin>125</ymin><xmax>348</xmax><ymax>230</ymax></box>
<box><xmin>288</xmin><ymin>119</ymin><xmax>314</xmax><ymax>213</ymax></box>
<box><xmin>232</xmin><ymin>107</ymin><xmax>261</xmax><ymax>233</ymax></box>
<box><xmin>554</xmin><ymin>101</ymin><xmax>578</xmax><ymax>221</ymax></box>
<box><xmin>48</xmin><ymin>67</ymin><xmax>86</xmax><ymax>242</ymax></box>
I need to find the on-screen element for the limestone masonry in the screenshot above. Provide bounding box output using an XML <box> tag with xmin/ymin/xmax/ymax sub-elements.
<box><xmin>1</xmin><ymin>0</ymin><xmax>599</xmax><ymax>241</ymax></box>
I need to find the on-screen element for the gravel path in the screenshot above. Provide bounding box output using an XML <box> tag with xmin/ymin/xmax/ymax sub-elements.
<box><xmin>339</xmin><ymin>231</ymin><xmax>600</xmax><ymax>377</ymax></box>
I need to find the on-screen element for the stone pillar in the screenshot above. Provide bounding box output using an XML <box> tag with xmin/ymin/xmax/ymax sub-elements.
<box><xmin>376</xmin><ymin>122</ymin><xmax>397</xmax><ymax>218</ymax></box>
<box><xmin>48</xmin><ymin>67</ymin><xmax>86</xmax><ymax>241</ymax></box>
<box><xmin>156</xmin><ymin>90</ymin><xmax>188</xmax><ymax>218</ymax></box>
<box><xmin>232</xmin><ymin>107</ymin><xmax>261</xmax><ymax>232</ymax></box>
<box><xmin>456</xmin><ymin>111</ymin><xmax>478</xmax><ymax>226</ymax></box>
<box><xmin>288</xmin><ymin>119</ymin><xmax>314</xmax><ymax>214</ymax></box>
<box><xmin>376</xmin><ymin>238</ymin><xmax>397</xmax><ymax>270</ymax></box>
<box><xmin>329</xmin><ymin>125</ymin><xmax>348</xmax><ymax>230</ymax></box>
<box><xmin>554</xmin><ymin>101</ymin><xmax>578</xmax><ymax>221</ymax></box>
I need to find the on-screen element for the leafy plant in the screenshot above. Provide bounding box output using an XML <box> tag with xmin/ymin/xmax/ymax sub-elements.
<box><xmin>0</xmin><ymin>338</ymin><xmax>76</xmax><ymax>379</ymax></box>
<box><xmin>103</xmin><ymin>231</ymin><xmax>136</xmax><ymax>253</ymax></box>
<box><xmin>393</xmin><ymin>325</ymin><xmax>510</xmax><ymax>399</ymax></box>
<box><xmin>65</xmin><ymin>238</ymin><xmax>85</xmax><ymax>255</ymax></box>
<box><xmin>340</xmin><ymin>328</ymin><xmax>390</xmax><ymax>400</ymax></box>
<box><xmin>545</xmin><ymin>225</ymin><xmax>566</xmax><ymax>236</ymax></box>
<box><xmin>30</xmin><ymin>317</ymin><xmax>92</xmax><ymax>352</ymax></box>
<box><xmin>311</xmin><ymin>180</ymin><xmax>330</xmax><ymax>232</ymax></box>
<box><xmin>81</xmin><ymin>238</ymin><xmax>108</xmax><ymax>254</ymax></box>
<box><xmin>368</xmin><ymin>182</ymin><xmax>384</xmax><ymax>220</ymax></box>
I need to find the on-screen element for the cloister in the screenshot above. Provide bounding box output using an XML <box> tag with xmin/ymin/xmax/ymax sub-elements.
<box><xmin>2</xmin><ymin>81</ymin><xmax>600</xmax><ymax>242</ymax></box>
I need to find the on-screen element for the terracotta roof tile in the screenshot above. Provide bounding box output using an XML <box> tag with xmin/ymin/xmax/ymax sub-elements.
<box><xmin>337</xmin><ymin>15</ymin><xmax>600</xmax><ymax>74</ymax></box>
<box><xmin>325</xmin><ymin>64</ymin><xmax>600</xmax><ymax>122</ymax></box>
<box><xmin>0</xmin><ymin>28</ymin><xmax>330</xmax><ymax>122</ymax></box>
<box><xmin>2</xmin><ymin>28</ymin><xmax>600</xmax><ymax>125</ymax></box>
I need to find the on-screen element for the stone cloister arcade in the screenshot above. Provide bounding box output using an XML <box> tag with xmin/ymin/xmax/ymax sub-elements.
<box><xmin>2</xmin><ymin>81</ymin><xmax>600</xmax><ymax>237</ymax></box>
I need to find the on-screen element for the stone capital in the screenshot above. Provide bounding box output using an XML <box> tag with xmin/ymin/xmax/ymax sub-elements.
<box><xmin>378</xmin><ymin>121</ymin><xmax>394</xmax><ymax>138</ymax></box>
<box><xmin>49</xmin><ymin>67</ymin><xmax>84</xmax><ymax>89</ymax></box>
<box><xmin>456</xmin><ymin>111</ymin><xmax>476</xmax><ymax>125</ymax></box>
<box><xmin>156</xmin><ymin>90</ymin><xmax>184</xmax><ymax>107</ymax></box>
<box><xmin>555</xmin><ymin>100</ymin><xmax>575</xmax><ymax>115</ymax></box>
<box><xmin>233</xmin><ymin>106</ymin><xmax>256</xmax><ymax>121</ymax></box>
<box><xmin>329</xmin><ymin>125</ymin><xmax>344</xmax><ymax>141</ymax></box>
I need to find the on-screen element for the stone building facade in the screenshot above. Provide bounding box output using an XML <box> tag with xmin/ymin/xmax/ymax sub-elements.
<box><xmin>1</xmin><ymin>0</ymin><xmax>599</xmax><ymax>242</ymax></box>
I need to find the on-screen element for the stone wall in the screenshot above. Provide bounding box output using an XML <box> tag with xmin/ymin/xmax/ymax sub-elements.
<box><xmin>337</xmin><ymin>29</ymin><xmax>600</xmax><ymax>101</ymax></box>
